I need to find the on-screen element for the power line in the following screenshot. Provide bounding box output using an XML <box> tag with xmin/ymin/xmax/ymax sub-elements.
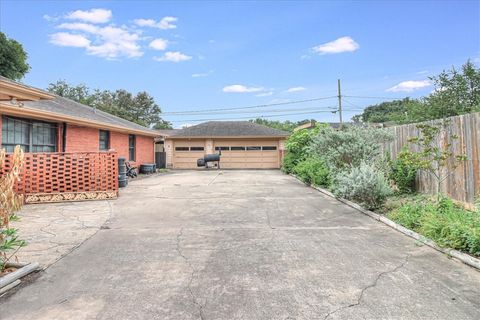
<box><xmin>160</xmin><ymin>96</ymin><xmax>337</xmax><ymax>115</ymax></box>
<box><xmin>343</xmin><ymin>95</ymin><xmax>407</xmax><ymax>100</ymax></box>
<box><xmin>168</xmin><ymin>110</ymin><xmax>338</xmax><ymax>123</ymax></box>
<box><xmin>163</xmin><ymin>106</ymin><xmax>340</xmax><ymax>116</ymax></box>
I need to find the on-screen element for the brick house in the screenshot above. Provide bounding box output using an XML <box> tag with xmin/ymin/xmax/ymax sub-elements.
<box><xmin>0</xmin><ymin>76</ymin><xmax>158</xmax><ymax>165</ymax></box>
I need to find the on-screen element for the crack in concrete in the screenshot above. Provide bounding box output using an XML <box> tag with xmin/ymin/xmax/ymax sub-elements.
<box><xmin>323</xmin><ymin>254</ymin><xmax>411</xmax><ymax>320</ymax></box>
<box><xmin>176</xmin><ymin>228</ymin><xmax>207</xmax><ymax>320</ymax></box>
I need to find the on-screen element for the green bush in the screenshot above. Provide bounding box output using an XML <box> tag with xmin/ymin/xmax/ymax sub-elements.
<box><xmin>388</xmin><ymin>197</ymin><xmax>480</xmax><ymax>256</ymax></box>
<box><xmin>310</xmin><ymin>126</ymin><xmax>394</xmax><ymax>171</ymax></box>
<box><xmin>293</xmin><ymin>157</ymin><xmax>330</xmax><ymax>187</ymax></box>
<box><xmin>389</xmin><ymin>148</ymin><xmax>420</xmax><ymax>194</ymax></box>
<box><xmin>282</xmin><ymin>152</ymin><xmax>297</xmax><ymax>174</ymax></box>
<box><xmin>332</xmin><ymin>162</ymin><xmax>392</xmax><ymax>209</ymax></box>
<box><xmin>282</xmin><ymin>124</ymin><xmax>327</xmax><ymax>173</ymax></box>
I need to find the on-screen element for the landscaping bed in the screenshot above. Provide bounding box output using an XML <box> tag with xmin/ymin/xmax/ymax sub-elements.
<box><xmin>284</xmin><ymin>122</ymin><xmax>480</xmax><ymax>269</ymax></box>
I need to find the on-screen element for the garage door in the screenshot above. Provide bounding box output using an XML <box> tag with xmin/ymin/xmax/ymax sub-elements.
<box><xmin>214</xmin><ymin>140</ymin><xmax>279</xmax><ymax>169</ymax></box>
<box><xmin>173</xmin><ymin>141</ymin><xmax>205</xmax><ymax>169</ymax></box>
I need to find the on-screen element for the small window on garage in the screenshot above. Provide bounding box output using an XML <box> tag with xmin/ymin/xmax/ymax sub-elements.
<box><xmin>215</xmin><ymin>146</ymin><xmax>230</xmax><ymax>151</ymax></box>
<box><xmin>246</xmin><ymin>146</ymin><xmax>261</xmax><ymax>151</ymax></box>
<box><xmin>190</xmin><ymin>146</ymin><xmax>205</xmax><ymax>151</ymax></box>
<box><xmin>230</xmin><ymin>146</ymin><xmax>246</xmax><ymax>151</ymax></box>
<box><xmin>175</xmin><ymin>147</ymin><xmax>189</xmax><ymax>151</ymax></box>
<box><xmin>262</xmin><ymin>146</ymin><xmax>277</xmax><ymax>151</ymax></box>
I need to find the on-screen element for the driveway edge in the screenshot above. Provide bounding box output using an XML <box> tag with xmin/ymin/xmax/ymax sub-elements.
<box><xmin>290</xmin><ymin>174</ymin><xmax>480</xmax><ymax>271</ymax></box>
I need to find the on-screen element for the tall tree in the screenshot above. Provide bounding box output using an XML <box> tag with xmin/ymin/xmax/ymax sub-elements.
<box><xmin>249</xmin><ymin>118</ymin><xmax>313</xmax><ymax>132</ymax></box>
<box><xmin>47</xmin><ymin>80</ymin><xmax>172</xmax><ymax>129</ymax></box>
<box><xmin>354</xmin><ymin>60</ymin><xmax>480</xmax><ymax>124</ymax></box>
<box><xmin>0</xmin><ymin>32</ymin><xmax>30</xmax><ymax>80</ymax></box>
<box><xmin>424</xmin><ymin>60</ymin><xmax>480</xmax><ymax>119</ymax></box>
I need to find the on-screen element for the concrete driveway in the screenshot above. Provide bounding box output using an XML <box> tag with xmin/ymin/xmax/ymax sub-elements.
<box><xmin>1</xmin><ymin>170</ymin><xmax>479</xmax><ymax>319</ymax></box>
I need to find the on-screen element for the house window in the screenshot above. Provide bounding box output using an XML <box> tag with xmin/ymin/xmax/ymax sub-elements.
<box><xmin>246</xmin><ymin>146</ymin><xmax>261</xmax><ymax>151</ymax></box>
<box><xmin>129</xmin><ymin>134</ymin><xmax>136</xmax><ymax>161</ymax></box>
<box><xmin>262</xmin><ymin>146</ymin><xmax>277</xmax><ymax>151</ymax></box>
<box><xmin>215</xmin><ymin>146</ymin><xmax>230</xmax><ymax>151</ymax></box>
<box><xmin>1</xmin><ymin>116</ymin><xmax>57</xmax><ymax>153</ymax></box>
<box><xmin>99</xmin><ymin>130</ymin><xmax>110</xmax><ymax>151</ymax></box>
<box><xmin>175</xmin><ymin>147</ymin><xmax>189</xmax><ymax>151</ymax></box>
<box><xmin>230</xmin><ymin>146</ymin><xmax>245</xmax><ymax>151</ymax></box>
<box><xmin>190</xmin><ymin>147</ymin><xmax>205</xmax><ymax>151</ymax></box>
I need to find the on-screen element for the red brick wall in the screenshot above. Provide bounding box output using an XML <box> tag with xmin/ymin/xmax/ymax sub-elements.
<box><xmin>65</xmin><ymin>125</ymin><xmax>99</xmax><ymax>152</ymax></box>
<box><xmin>66</xmin><ymin>125</ymin><xmax>154</xmax><ymax>165</ymax></box>
<box><xmin>0</xmin><ymin>118</ymin><xmax>154</xmax><ymax>165</ymax></box>
<box><xmin>135</xmin><ymin>135</ymin><xmax>155</xmax><ymax>165</ymax></box>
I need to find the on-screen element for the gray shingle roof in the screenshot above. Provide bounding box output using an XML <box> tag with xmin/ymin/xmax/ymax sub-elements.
<box><xmin>21</xmin><ymin>95</ymin><xmax>158</xmax><ymax>134</ymax></box>
<box><xmin>170</xmin><ymin>121</ymin><xmax>290</xmax><ymax>137</ymax></box>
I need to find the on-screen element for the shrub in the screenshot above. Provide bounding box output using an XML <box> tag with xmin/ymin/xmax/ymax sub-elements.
<box><xmin>282</xmin><ymin>152</ymin><xmax>297</xmax><ymax>174</ymax></box>
<box><xmin>389</xmin><ymin>148</ymin><xmax>421</xmax><ymax>194</ymax></box>
<box><xmin>332</xmin><ymin>162</ymin><xmax>392</xmax><ymax>209</ymax></box>
<box><xmin>282</xmin><ymin>124</ymin><xmax>328</xmax><ymax>173</ymax></box>
<box><xmin>388</xmin><ymin>197</ymin><xmax>480</xmax><ymax>256</ymax></box>
<box><xmin>293</xmin><ymin>157</ymin><xmax>330</xmax><ymax>187</ymax></box>
<box><xmin>310</xmin><ymin>126</ymin><xmax>394</xmax><ymax>171</ymax></box>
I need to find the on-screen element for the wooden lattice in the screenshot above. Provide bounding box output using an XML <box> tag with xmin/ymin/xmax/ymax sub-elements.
<box><xmin>1</xmin><ymin>152</ymin><xmax>118</xmax><ymax>203</ymax></box>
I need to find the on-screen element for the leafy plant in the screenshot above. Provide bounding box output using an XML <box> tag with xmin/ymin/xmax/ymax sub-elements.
<box><xmin>0</xmin><ymin>146</ymin><xmax>26</xmax><ymax>272</ymax></box>
<box><xmin>282</xmin><ymin>124</ymin><xmax>325</xmax><ymax>173</ymax></box>
<box><xmin>332</xmin><ymin>162</ymin><xmax>392</xmax><ymax>209</ymax></box>
<box><xmin>408</xmin><ymin>120</ymin><xmax>467</xmax><ymax>202</ymax></box>
<box><xmin>293</xmin><ymin>157</ymin><xmax>330</xmax><ymax>187</ymax></box>
<box><xmin>389</xmin><ymin>147</ymin><xmax>422</xmax><ymax>194</ymax></box>
<box><xmin>388</xmin><ymin>197</ymin><xmax>480</xmax><ymax>256</ymax></box>
<box><xmin>310</xmin><ymin>126</ymin><xmax>394</xmax><ymax>171</ymax></box>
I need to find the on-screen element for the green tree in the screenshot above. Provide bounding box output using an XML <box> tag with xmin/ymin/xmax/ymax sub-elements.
<box><xmin>250</xmin><ymin>118</ymin><xmax>313</xmax><ymax>132</ymax></box>
<box><xmin>424</xmin><ymin>60</ymin><xmax>480</xmax><ymax>119</ymax></box>
<box><xmin>355</xmin><ymin>98</ymin><xmax>422</xmax><ymax>124</ymax></box>
<box><xmin>153</xmin><ymin>120</ymin><xmax>173</xmax><ymax>129</ymax></box>
<box><xmin>0</xmin><ymin>32</ymin><xmax>30</xmax><ymax>80</ymax></box>
<box><xmin>353</xmin><ymin>60</ymin><xmax>480</xmax><ymax>124</ymax></box>
<box><xmin>47</xmin><ymin>80</ymin><xmax>169</xmax><ymax>128</ymax></box>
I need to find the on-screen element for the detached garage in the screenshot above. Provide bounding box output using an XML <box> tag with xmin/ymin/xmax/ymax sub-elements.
<box><xmin>165</xmin><ymin>121</ymin><xmax>289</xmax><ymax>169</ymax></box>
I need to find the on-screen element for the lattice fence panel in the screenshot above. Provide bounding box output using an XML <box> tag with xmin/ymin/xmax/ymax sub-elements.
<box><xmin>1</xmin><ymin>152</ymin><xmax>118</xmax><ymax>203</ymax></box>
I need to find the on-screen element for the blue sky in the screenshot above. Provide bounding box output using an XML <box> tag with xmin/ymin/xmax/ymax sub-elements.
<box><xmin>1</xmin><ymin>0</ymin><xmax>479</xmax><ymax>127</ymax></box>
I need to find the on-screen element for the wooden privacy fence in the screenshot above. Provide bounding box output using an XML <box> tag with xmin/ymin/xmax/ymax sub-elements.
<box><xmin>383</xmin><ymin>112</ymin><xmax>480</xmax><ymax>206</ymax></box>
<box><xmin>1</xmin><ymin>152</ymin><xmax>118</xmax><ymax>203</ymax></box>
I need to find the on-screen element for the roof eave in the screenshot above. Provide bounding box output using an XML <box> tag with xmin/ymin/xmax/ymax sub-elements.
<box><xmin>167</xmin><ymin>135</ymin><xmax>289</xmax><ymax>139</ymax></box>
<box><xmin>0</xmin><ymin>102</ymin><xmax>159</xmax><ymax>137</ymax></box>
<box><xmin>0</xmin><ymin>80</ymin><xmax>54</xmax><ymax>101</ymax></box>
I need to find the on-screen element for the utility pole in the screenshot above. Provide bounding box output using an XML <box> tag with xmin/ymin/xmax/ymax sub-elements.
<box><xmin>337</xmin><ymin>79</ymin><xmax>343</xmax><ymax>129</ymax></box>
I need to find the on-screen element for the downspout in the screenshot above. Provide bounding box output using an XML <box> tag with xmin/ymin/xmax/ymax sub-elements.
<box><xmin>62</xmin><ymin>122</ymin><xmax>67</xmax><ymax>152</ymax></box>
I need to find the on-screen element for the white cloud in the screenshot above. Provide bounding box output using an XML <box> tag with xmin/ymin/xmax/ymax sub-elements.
<box><xmin>53</xmin><ymin>23</ymin><xmax>143</xmax><ymax>59</ymax></box>
<box><xmin>57</xmin><ymin>22</ymin><xmax>99</xmax><ymax>33</ymax></box>
<box><xmin>66</xmin><ymin>8</ymin><xmax>112</xmax><ymax>24</ymax></box>
<box><xmin>49</xmin><ymin>32</ymin><xmax>91</xmax><ymax>47</ymax></box>
<box><xmin>154</xmin><ymin>51</ymin><xmax>192</xmax><ymax>62</ymax></box>
<box><xmin>192</xmin><ymin>70</ymin><xmax>213</xmax><ymax>78</ymax></box>
<box><xmin>387</xmin><ymin>80</ymin><xmax>432</xmax><ymax>92</ymax></box>
<box><xmin>313</xmin><ymin>36</ymin><xmax>359</xmax><ymax>55</ymax></box>
<box><xmin>286</xmin><ymin>86</ymin><xmax>306</xmax><ymax>93</ymax></box>
<box><xmin>134</xmin><ymin>16</ymin><xmax>178</xmax><ymax>29</ymax></box>
<box><xmin>223</xmin><ymin>85</ymin><xmax>264</xmax><ymax>93</ymax></box>
<box><xmin>256</xmin><ymin>91</ymin><xmax>274</xmax><ymax>97</ymax></box>
<box><xmin>149</xmin><ymin>38</ymin><xmax>168</xmax><ymax>51</ymax></box>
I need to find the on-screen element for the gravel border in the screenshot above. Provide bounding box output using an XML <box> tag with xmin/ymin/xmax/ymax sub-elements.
<box><xmin>291</xmin><ymin>174</ymin><xmax>480</xmax><ymax>271</ymax></box>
